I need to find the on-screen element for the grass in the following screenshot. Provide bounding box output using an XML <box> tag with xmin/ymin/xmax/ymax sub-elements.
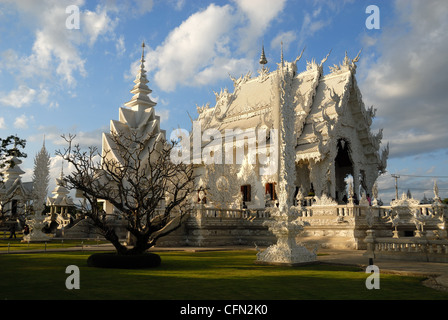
<box><xmin>0</xmin><ymin>237</ymin><xmax>109</xmax><ymax>252</ymax></box>
<box><xmin>1</xmin><ymin>250</ymin><xmax>448</xmax><ymax>300</ymax></box>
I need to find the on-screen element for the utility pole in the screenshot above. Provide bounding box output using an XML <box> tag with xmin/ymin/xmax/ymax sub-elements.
<box><xmin>391</xmin><ymin>174</ymin><xmax>400</xmax><ymax>200</ymax></box>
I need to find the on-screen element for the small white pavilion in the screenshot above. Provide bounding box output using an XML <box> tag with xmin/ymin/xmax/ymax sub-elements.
<box><xmin>0</xmin><ymin>149</ymin><xmax>33</xmax><ymax>217</ymax></box>
<box><xmin>46</xmin><ymin>167</ymin><xmax>74</xmax><ymax>228</ymax></box>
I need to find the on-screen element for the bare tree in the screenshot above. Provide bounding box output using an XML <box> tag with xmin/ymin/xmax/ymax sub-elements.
<box><xmin>56</xmin><ymin>130</ymin><xmax>195</xmax><ymax>255</ymax></box>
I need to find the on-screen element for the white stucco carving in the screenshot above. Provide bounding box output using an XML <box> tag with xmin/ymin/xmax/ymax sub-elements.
<box><xmin>23</xmin><ymin>213</ymin><xmax>51</xmax><ymax>242</ymax></box>
<box><xmin>256</xmin><ymin>54</ymin><xmax>317</xmax><ymax>265</ymax></box>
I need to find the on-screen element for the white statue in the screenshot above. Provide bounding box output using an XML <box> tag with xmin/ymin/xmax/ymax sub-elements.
<box><xmin>23</xmin><ymin>213</ymin><xmax>51</xmax><ymax>242</ymax></box>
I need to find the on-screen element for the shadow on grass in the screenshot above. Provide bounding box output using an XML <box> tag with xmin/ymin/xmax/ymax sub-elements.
<box><xmin>1</xmin><ymin>250</ymin><xmax>447</xmax><ymax>300</ymax></box>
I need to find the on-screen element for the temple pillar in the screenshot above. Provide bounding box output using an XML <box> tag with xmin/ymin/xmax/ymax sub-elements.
<box><xmin>295</xmin><ymin>162</ymin><xmax>311</xmax><ymax>196</ymax></box>
<box><xmin>256</xmin><ymin>60</ymin><xmax>316</xmax><ymax>265</ymax></box>
<box><xmin>327</xmin><ymin>161</ymin><xmax>336</xmax><ymax>199</ymax></box>
<box><xmin>353</xmin><ymin>163</ymin><xmax>360</xmax><ymax>200</ymax></box>
<box><xmin>309</xmin><ymin>160</ymin><xmax>325</xmax><ymax>197</ymax></box>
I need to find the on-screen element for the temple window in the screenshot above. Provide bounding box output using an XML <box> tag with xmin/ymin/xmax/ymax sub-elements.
<box><xmin>265</xmin><ymin>183</ymin><xmax>277</xmax><ymax>200</ymax></box>
<box><xmin>12</xmin><ymin>200</ymin><xmax>18</xmax><ymax>216</ymax></box>
<box><xmin>241</xmin><ymin>185</ymin><xmax>251</xmax><ymax>202</ymax></box>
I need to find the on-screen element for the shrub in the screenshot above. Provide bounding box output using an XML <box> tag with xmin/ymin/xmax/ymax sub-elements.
<box><xmin>87</xmin><ymin>252</ymin><xmax>161</xmax><ymax>269</ymax></box>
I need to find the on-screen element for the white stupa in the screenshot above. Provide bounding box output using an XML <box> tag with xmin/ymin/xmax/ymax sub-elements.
<box><xmin>100</xmin><ymin>42</ymin><xmax>166</xmax><ymax>214</ymax></box>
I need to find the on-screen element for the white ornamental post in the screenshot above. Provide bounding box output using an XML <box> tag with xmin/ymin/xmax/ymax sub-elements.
<box><xmin>256</xmin><ymin>62</ymin><xmax>316</xmax><ymax>266</ymax></box>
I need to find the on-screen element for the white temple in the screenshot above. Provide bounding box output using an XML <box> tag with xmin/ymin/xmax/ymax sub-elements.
<box><xmin>194</xmin><ymin>46</ymin><xmax>389</xmax><ymax>210</ymax></box>
<box><xmin>46</xmin><ymin>166</ymin><xmax>74</xmax><ymax>229</ymax></box>
<box><xmin>76</xmin><ymin>42</ymin><xmax>447</xmax><ymax>262</ymax></box>
<box><xmin>0</xmin><ymin>147</ymin><xmax>33</xmax><ymax>217</ymax></box>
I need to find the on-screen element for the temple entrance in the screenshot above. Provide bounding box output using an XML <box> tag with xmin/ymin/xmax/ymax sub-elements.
<box><xmin>335</xmin><ymin>139</ymin><xmax>354</xmax><ymax>203</ymax></box>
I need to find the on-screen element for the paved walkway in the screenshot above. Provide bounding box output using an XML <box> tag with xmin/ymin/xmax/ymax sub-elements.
<box><xmin>2</xmin><ymin>244</ymin><xmax>448</xmax><ymax>292</ymax></box>
<box><xmin>315</xmin><ymin>248</ymin><xmax>448</xmax><ymax>292</ymax></box>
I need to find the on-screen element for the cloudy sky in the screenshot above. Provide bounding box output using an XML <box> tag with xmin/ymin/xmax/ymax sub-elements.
<box><xmin>0</xmin><ymin>0</ymin><xmax>447</xmax><ymax>203</ymax></box>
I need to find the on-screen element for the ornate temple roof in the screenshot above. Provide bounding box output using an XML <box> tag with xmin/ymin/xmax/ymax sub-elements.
<box><xmin>195</xmin><ymin>47</ymin><xmax>387</xmax><ymax>171</ymax></box>
<box><xmin>102</xmin><ymin>42</ymin><xmax>165</xmax><ymax>166</ymax></box>
<box><xmin>0</xmin><ymin>151</ymin><xmax>33</xmax><ymax>198</ymax></box>
<box><xmin>46</xmin><ymin>167</ymin><xmax>74</xmax><ymax>207</ymax></box>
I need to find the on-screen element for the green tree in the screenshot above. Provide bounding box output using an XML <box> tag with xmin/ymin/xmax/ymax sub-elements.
<box><xmin>0</xmin><ymin>135</ymin><xmax>27</xmax><ymax>174</ymax></box>
<box><xmin>0</xmin><ymin>135</ymin><xmax>27</xmax><ymax>221</ymax></box>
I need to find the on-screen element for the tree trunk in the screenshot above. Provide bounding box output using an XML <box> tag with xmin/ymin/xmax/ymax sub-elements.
<box><xmin>126</xmin><ymin>233</ymin><xmax>152</xmax><ymax>255</ymax></box>
<box><xmin>104</xmin><ymin>227</ymin><xmax>128</xmax><ymax>255</ymax></box>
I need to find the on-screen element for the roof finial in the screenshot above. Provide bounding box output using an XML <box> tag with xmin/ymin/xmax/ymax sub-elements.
<box><xmin>280</xmin><ymin>41</ymin><xmax>284</xmax><ymax>66</ymax></box>
<box><xmin>141</xmin><ymin>41</ymin><xmax>145</xmax><ymax>62</ymax></box>
<box><xmin>259</xmin><ymin>44</ymin><xmax>268</xmax><ymax>66</ymax></box>
<box><xmin>123</xmin><ymin>41</ymin><xmax>156</xmax><ymax>110</ymax></box>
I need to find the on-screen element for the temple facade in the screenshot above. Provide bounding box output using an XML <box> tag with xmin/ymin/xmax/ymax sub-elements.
<box><xmin>90</xmin><ymin>43</ymin><xmax>447</xmax><ymax>255</ymax></box>
<box><xmin>193</xmin><ymin>47</ymin><xmax>389</xmax><ymax>210</ymax></box>
<box><xmin>46</xmin><ymin>167</ymin><xmax>75</xmax><ymax>229</ymax></box>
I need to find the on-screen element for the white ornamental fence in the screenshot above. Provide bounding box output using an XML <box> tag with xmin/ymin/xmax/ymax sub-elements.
<box><xmin>365</xmin><ymin>230</ymin><xmax>448</xmax><ymax>262</ymax></box>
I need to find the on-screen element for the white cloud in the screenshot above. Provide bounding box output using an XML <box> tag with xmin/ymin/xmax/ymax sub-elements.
<box><xmin>124</xmin><ymin>57</ymin><xmax>140</xmax><ymax>81</ymax></box>
<box><xmin>0</xmin><ymin>84</ymin><xmax>57</xmax><ymax>109</ymax></box>
<box><xmin>270</xmin><ymin>31</ymin><xmax>297</xmax><ymax>52</ymax></box>
<box><xmin>83</xmin><ymin>5</ymin><xmax>117</xmax><ymax>46</ymax></box>
<box><xmin>48</xmin><ymin>101</ymin><xmax>60</xmax><ymax>110</ymax></box>
<box><xmin>297</xmin><ymin>5</ymin><xmax>330</xmax><ymax>48</ymax></box>
<box><xmin>28</xmin><ymin>125</ymin><xmax>106</xmax><ymax>154</ymax></box>
<box><xmin>359</xmin><ymin>0</ymin><xmax>448</xmax><ymax>158</ymax></box>
<box><xmin>157</xmin><ymin>109</ymin><xmax>170</xmax><ymax>124</ymax></box>
<box><xmin>115</xmin><ymin>35</ymin><xmax>126</xmax><ymax>56</ymax></box>
<box><xmin>233</xmin><ymin>0</ymin><xmax>287</xmax><ymax>54</ymax></box>
<box><xmin>173</xmin><ymin>0</ymin><xmax>185</xmax><ymax>11</ymax></box>
<box><xmin>14</xmin><ymin>114</ymin><xmax>33</xmax><ymax>129</ymax></box>
<box><xmin>0</xmin><ymin>85</ymin><xmax>36</xmax><ymax>108</ymax></box>
<box><xmin>143</xmin><ymin>1</ymin><xmax>288</xmax><ymax>92</ymax></box>
<box><xmin>0</xmin><ymin>117</ymin><xmax>6</xmax><ymax>129</ymax></box>
<box><xmin>0</xmin><ymin>0</ymin><xmax>118</xmax><ymax>87</ymax></box>
<box><xmin>147</xmin><ymin>4</ymin><xmax>253</xmax><ymax>92</ymax></box>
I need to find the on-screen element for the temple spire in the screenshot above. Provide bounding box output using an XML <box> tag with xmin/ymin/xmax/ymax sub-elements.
<box><xmin>259</xmin><ymin>44</ymin><xmax>268</xmax><ymax>67</ymax></box>
<box><xmin>124</xmin><ymin>41</ymin><xmax>156</xmax><ymax>111</ymax></box>
<box><xmin>280</xmin><ymin>41</ymin><xmax>284</xmax><ymax>67</ymax></box>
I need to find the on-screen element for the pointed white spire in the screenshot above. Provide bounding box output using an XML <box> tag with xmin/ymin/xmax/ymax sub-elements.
<box><xmin>32</xmin><ymin>137</ymin><xmax>51</xmax><ymax>212</ymax></box>
<box><xmin>124</xmin><ymin>41</ymin><xmax>157</xmax><ymax>110</ymax></box>
<box><xmin>279</xmin><ymin>41</ymin><xmax>285</xmax><ymax>68</ymax></box>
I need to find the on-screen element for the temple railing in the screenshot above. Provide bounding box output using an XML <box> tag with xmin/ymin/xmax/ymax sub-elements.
<box><xmin>188</xmin><ymin>202</ymin><xmax>447</xmax><ymax>220</ymax></box>
<box><xmin>373</xmin><ymin>239</ymin><xmax>448</xmax><ymax>254</ymax></box>
<box><xmin>365</xmin><ymin>230</ymin><xmax>448</xmax><ymax>262</ymax></box>
<box><xmin>189</xmin><ymin>207</ymin><xmax>270</xmax><ymax>219</ymax></box>
<box><xmin>297</xmin><ymin>204</ymin><xmax>392</xmax><ymax>218</ymax></box>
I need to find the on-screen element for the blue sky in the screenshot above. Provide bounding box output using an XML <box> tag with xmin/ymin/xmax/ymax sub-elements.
<box><xmin>0</xmin><ymin>0</ymin><xmax>447</xmax><ymax>203</ymax></box>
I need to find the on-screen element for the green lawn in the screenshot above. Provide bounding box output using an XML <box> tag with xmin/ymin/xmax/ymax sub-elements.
<box><xmin>1</xmin><ymin>250</ymin><xmax>447</xmax><ymax>300</ymax></box>
<box><xmin>0</xmin><ymin>238</ymin><xmax>109</xmax><ymax>252</ymax></box>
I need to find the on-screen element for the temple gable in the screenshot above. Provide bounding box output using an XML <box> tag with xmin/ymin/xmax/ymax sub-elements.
<box><xmin>194</xmin><ymin>47</ymin><xmax>388</xmax><ymax>208</ymax></box>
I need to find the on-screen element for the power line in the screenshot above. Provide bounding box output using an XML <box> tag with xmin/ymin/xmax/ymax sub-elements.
<box><xmin>391</xmin><ymin>174</ymin><xmax>448</xmax><ymax>178</ymax></box>
<box><xmin>379</xmin><ymin>187</ymin><xmax>448</xmax><ymax>191</ymax></box>
<box><xmin>391</xmin><ymin>174</ymin><xmax>400</xmax><ymax>200</ymax></box>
